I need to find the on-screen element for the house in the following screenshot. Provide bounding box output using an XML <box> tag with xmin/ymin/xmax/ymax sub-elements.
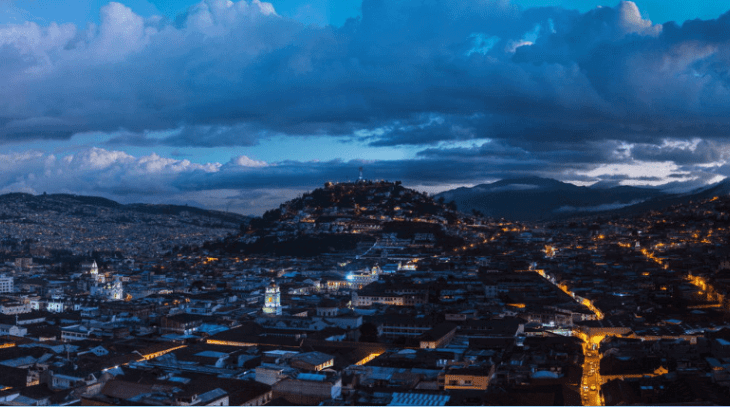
<box><xmin>273</xmin><ymin>373</ymin><xmax>341</xmax><ymax>405</ymax></box>
<box><xmin>290</xmin><ymin>352</ymin><xmax>334</xmax><ymax>372</ymax></box>
<box><xmin>443</xmin><ymin>365</ymin><xmax>495</xmax><ymax>390</ymax></box>
<box><xmin>419</xmin><ymin>323</ymin><xmax>457</xmax><ymax>349</ymax></box>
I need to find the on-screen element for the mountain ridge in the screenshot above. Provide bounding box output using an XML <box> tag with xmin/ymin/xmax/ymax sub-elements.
<box><xmin>435</xmin><ymin>177</ymin><xmax>668</xmax><ymax>221</ymax></box>
<box><xmin>0</xmin><ymin>192</ymin><xmax>248</xmax><ymax>224</ymax></box>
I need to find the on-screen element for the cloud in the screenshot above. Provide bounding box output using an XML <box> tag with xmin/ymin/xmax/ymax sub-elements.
<box><xmin>106</xmin><ymin>124</ymin><xmax>263</xmax><ymax>147</ymax></box>
<box><xmin>555</xmin><ymin>199</ymin><xmax>647</xmax><ymax>213</ymax></box>
<box><xmin>230</xmin><ymin>155</ymin><xmax>268</xmax><ymax>167</ymax></box>
<box><xmin>0</xmin><ymin>144</ymin><xmax>728</xmax><ymax>215</ymax></box>
<box><xmin>0</xmin><ymin>147</ymin><xmax>219</xmax><ymax>198</ymax></box>
<box><xmin>631</xmin><ymin>139</ymin><xmax>730</xmax><ymax>165</ymax></box>
<box><xmin>4</xmin><ymin>0</ymin><xmax>730</xmax><ymax>202</ymax></box>
<box><xmin>2</xmin><ymin>0</ymin><xmax>727</xmax><ymax>150</ymax></box>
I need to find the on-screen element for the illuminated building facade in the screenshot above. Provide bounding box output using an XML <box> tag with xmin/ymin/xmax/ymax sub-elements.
<box><xmin>263</xmin><ymin>280</ymin><xmax>282</xmax><ymax>315</ymax></box>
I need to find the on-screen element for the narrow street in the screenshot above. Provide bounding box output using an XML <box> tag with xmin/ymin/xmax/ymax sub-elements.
<box><xmin>580</xmin><ymin>340</ymin><xmax>604</xmax><ymax>406</ymax></box>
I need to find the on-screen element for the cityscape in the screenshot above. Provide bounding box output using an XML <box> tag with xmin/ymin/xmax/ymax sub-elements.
<box><xmin>3</xmin><ymin>0</ymin><xmax>730</xmax><ymax>405</ymax></box>
<box><xmin>0</xmin><ymin>178</ymin><xmax>728</xmax><ymax>405</ymax></box>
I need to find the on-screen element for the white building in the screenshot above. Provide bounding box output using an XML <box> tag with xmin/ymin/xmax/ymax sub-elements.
<box><xmin>262</xmin><ymin>281</ymin><xmax>282</xmax><ymax>315</ymax></box>
<box><xmin>89</xmin><ymin>261</ymin><xmax>105</xmax><ymax>284</ymax></box>
<box><xmin>0</xmin><ymin>324</ymin><xmax>27</xmax><ymax>337</ymax></box>
<box><xmin>47</xmin><ymin>298</ymin><xmax>64</xmax><ymax>313</ymax></box>
<box><xmin>0</xmin><ymin>274</ymin><xmax>13</xmax><ymax>293</ymax></box>
<box><xmin>61</xmin><ymin>325</ymin><xmax>94</xmax><ymax>342</ymax></box>
<box><xmin>0</xmin><ymin>301</ymin><xmax>30</xmax><ymax>315</ymax></box>
<box><xmin>110</xmin><ymin>277</ymin><xmax>124</xmax><ymax>301</ymax></box>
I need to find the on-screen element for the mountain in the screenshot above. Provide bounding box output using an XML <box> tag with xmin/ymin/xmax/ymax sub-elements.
<box><xmin>0</xmin><ymin>193</ymin><xmax>249</xmax><ymax>257</ymax></box>
<box><xmin>595</xmin><ymin>178</ymin><xmax>730</xmax><ymax>219</ymax></box>
<box><xmin>434</xmin><ymin>177</ymin><xmax>667</xmax><ymax>221</ymax></box>
<box><xmin>0</xmin><ymin>193</ymin><xmax>248</xmax><ymax>225</ymax></box>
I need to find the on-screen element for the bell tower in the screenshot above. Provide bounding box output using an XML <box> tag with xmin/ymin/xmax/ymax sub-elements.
<box><xmin>262</xmin><ymin>280</ymin><xmax>282</xmax><ymax>315</ymax></box>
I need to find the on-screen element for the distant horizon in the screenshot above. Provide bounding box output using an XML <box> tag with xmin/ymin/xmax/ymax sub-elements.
<box><xmin>2</xmin><ymin>1</ymin><xmax>730</xmax><ymax>214</ymax></box>
<box><xmin>2</xmin><ymin>173</ymin><xmax>724</xmax><ymax>217</ymax></box>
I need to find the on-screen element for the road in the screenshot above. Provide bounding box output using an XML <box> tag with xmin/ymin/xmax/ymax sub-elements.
<box><xmin>581</xmin><ymin>342</ymin><xmax>604</xmax><ymax>406</ymax></box>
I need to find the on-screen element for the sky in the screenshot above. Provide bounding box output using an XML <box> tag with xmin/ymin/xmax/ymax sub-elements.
<box><xmin>2</xmin><ymin>0</ymin><xmax>730</xmax><ymax>214</ymax></box>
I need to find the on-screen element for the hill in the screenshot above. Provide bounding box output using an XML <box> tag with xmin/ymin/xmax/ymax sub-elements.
<box><xmin>0</xmin><ymin>193</ymin><xmax>248</xmax><ymax>258</ymax></box>
<box><xmin>204</xmin><ymin>180</ymin><xmax>472</xmax><ymax>257</ymax></box>
<box><xmin>585</xmin><ymin>178</ymin><xmax>730</xmax><ymax>220</ymax></box>
<box><xmin>435</xmin><ymin>177</ymin><xmax>667</xmax><ymax>221</ymax></box>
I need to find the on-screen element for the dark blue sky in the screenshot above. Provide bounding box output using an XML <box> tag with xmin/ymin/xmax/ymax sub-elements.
<box><xmin>2</xmin><ymin>0</ymin><xmax>730</xmax><ymax>214</ymax></box>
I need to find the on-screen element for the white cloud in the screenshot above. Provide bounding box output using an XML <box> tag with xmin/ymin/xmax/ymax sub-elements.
<box><xmin>72</xmin><ymin>147</ymin><xmax>134</xmax><ymax>170</ymax></box>
<box><xmin>92</xmin><ymin>2</ymin><xmax>150</xmax><ymax>61</ymax></box>
<box><xmin>0</xmin><ymin>148</ymin><xmax>222</xmax><ymax>198</ymax></box>
<box><xmin>231</xmin><ymin>155</ymin><xmax>268</xmax><ymax>167</ymax></box>
<box><xmin>579</xmin><ymin>161</ymin><xmax>683</xmax><ymax>178</ymax></box>
<box><xmin>615</xmin><ymin>1</ymin><xmax>661</xmax><ymax>37</ymax></box>
<box><xmin>556</xmin><ymin>199</ymin><xmax>646</xmax><ymax>213</ymax></box>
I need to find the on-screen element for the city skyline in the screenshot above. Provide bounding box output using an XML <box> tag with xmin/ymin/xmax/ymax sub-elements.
<box><xmin>3</xmin><ymin>0</ymin><xmax>730</xmax><ymax>214</ymax></box>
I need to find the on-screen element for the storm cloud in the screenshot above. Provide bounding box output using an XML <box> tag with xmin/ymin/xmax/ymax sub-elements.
<box><xmin>3</xmin><ymin>0</ymin><xmax>730</xmax><ymax>212</ymax></box>
<box><xmin>2</xmin><ymin>0</ymin><xmax>730</xmax><ymax>145</ymax></box>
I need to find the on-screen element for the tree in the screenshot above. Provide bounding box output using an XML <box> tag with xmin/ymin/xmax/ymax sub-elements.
<box><xmin>262</xmin><ymin>208</ymin><xmax>281</xmax><ymax>222</ymax></box>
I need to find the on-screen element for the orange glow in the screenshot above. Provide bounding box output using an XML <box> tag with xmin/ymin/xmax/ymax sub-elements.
<box><xmin>138</xmin><ymin>345</ymin><xmax>187</xmax><ymax>361</ymax></box>
<box><xmin>355</xmin><ymin>352</ymin><xmax>383</xmax><ymax>365</ymax></box>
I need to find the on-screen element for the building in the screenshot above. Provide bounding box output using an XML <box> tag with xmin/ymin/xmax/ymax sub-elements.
<box><xmin>352</xmin><ymin>283</ymin><xmax>429</xmax><ymax>307</ymax></box>
<box><xmin>110</xmin><ymin>277</ymin><xmax>124</xmax><ymax>300</ymax></box>
<box><xmin>443</xmin><ymin>366</ymin><xmax>494</xmax><ymax>390</ymax></box>
<box><xmin>255</xmin><ymin>364</ymin><xmax>290</xmax><ymax>386</ymax></box>
<box><xmin>273</xmin><ymin>373</ymin><xmax>341</xmax><ymax>405</ymax></box>
<box><xmin>61</xmin><ymin>324</ymin><xmax>94</xmax><ymax>341</ymax></box>
<box><xmin>316</xmin><ymin>298</ymin><xmax>339</xmax><ymax>317</ymax></box>
<box><xmin>290</xmin><ymin>352</ymin><xmax>335</xmax><ymax>372</ymax></box>
<box><xmin>0</xmin><ymin>275</ymin><xmax>13</xmax><ymax>293</ymax></box>
<box><xmin>0</xmin><ymin>324</ymin><xmax>27</xmax><ymax>337</ymax></box>
<box><xmin>0</xmin><ymin>298</ymin><xmax>29</xmax><ymax>315</ymax></box>
<box><xmin>484</xmin><ymin>284</ymin><xmax>498</xmax><ymax>299</ymax></box>
<box><xmin>346</xmin><ymin>266</ymin><xmax>381</xmax><ymax>287</ymax></box>
<box><xmin>46</xmin><ymin>297</ymin><xmax>65</xmax><ymax>313</ymax></box>
<box><xmin>263</xmin><ymin>280</ymin><xmax>282</xmax><ymax>316</ymax></box>
<box><xmin>419</xmin><ymin>323</ymin><xmax>458</xmax><ymax>349</ymax></box>
<box><xmin>14</xmin><ymin>258</ymin><xmax>32</xmax><ymax>270</ymax></box>
<box><xmin>89</xmin><ymin>260</ymin><xmax>102</xmax><ymax>282</ymax></box>
<box><xmin>160</xmin><ymin>313</ymin><xmax>205</xmax><ymax>335</ymax></box>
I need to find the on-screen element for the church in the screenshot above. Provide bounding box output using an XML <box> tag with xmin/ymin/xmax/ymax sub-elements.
<box><xmin>87</xmin><ymin>261</ymin><xmax>125</xmax><ymax>301</ymax></box>
<box><xmin>262</xmin><ymin>280</ymin><xmax>282</xmax><ymax>315</ymax></box>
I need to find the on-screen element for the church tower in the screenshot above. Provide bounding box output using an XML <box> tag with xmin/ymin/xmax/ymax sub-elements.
<box><xmin>262</xmin><ymin>280</ymin><xmax>282</xmax><ymax>315</ymax></box>
<box><xmin>91</xmin><ymin>261</ymin><xmax>105</xmax><ymax>283</ymax></box>
<box><xmin>110</xmin><ymin>277</ymin><xmax>124</xmax><ymax>301</ymax></box>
